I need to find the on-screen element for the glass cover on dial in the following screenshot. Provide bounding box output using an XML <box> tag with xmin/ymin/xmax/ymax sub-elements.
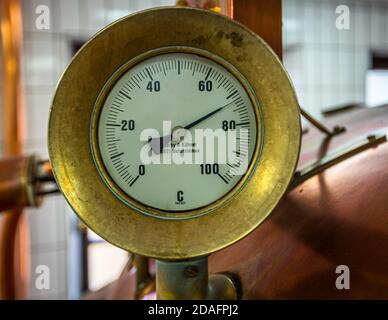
<box><xmin>97</xmin><ymin>52</ymin><xmax>258</xmax><ymax>214</ymax></box>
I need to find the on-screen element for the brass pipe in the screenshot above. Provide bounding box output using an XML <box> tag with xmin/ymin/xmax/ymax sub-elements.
<box><xmin>133</xmin><ymin>254</ymin><xmax>154</xmax><ymax>299</ymax></box>
<box><xmin>157</xmin><ymin>258</ymin><xmax>208</xmax><ymax>299</ymax></box>
<box><xmin>156</xmin><ymin>257</ymin><xmax>239</xmax><ymax>300</ymax></box>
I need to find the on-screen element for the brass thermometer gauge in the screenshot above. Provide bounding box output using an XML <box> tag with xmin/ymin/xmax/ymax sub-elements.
<box><xmin>49</xmin><ymin>7</ymin><xmax>300</xmax><ymax>260</ymax></box>
<box><xmin>95</xmin><ymin>50</ymin><xmax>259</xmax><ymax>217</ymax></box>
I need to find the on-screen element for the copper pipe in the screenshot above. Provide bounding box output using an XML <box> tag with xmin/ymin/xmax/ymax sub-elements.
<box><xmin>233</xmin><ymin>0</ymin><xmax>282</xmax><ymax>59</ymax></box>
<box><xmin>177</xmin><ymin>1</ymin><xmax>282</xmax><ymax>58</ymax></box>
<box><xmin>0</xmin><ymin>156</ymin><xmax>33</xmax><ymax>212</ymax></box>
<box><xmin>176</xmin><ymin>0</ymin><xmax>233</xmax><ymax>17</ymax></box>
<box><xmin>0</xmin><ymin>155</ymin><xmax>50</xmax><ymax>212</ymax></box>
<box><xmin>0</xmin><ymin>0</ymin><xmax>29</xmax><ymax>299</ymax></box>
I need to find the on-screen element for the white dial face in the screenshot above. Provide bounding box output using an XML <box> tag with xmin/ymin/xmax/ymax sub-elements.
<box><xmin>97</xmin><ymin>52</ymin><xmax>259</xmax><ymax>215</ymax></box>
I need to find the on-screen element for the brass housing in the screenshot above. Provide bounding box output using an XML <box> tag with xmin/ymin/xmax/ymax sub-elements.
<box><xmin>90</xmin><ymin>46</ymin><xmax>263</xmax><ymax>220</ymax></box>
<box><xmin>48</xmin><ymin>7</ymin><xmax>301</xmax><ymax>260</ymax></box>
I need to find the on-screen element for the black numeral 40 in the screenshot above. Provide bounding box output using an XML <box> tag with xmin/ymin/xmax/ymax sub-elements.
<box><xmin>146</xmin><ymin>81</ymin><xmax>160</xmax><ymax>92</ymax></box>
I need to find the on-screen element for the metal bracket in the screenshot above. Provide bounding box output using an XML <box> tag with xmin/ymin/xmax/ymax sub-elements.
<box><xmin>156</xmin><ymin>257</ymin><xmax>240</xmax><ymax>300</ymax></box>
<box><xmin>132</xmin><ymin>254</ymin><xmax>154</xmax><ymax>299</ymax></box>
<box><xmin>291</xmin><ymin>133</ymin><xmax>387</xmax><ymax>188</ymax></box>
<box><xmin>301</xmin><ymin>108</ymin><xmax>346</xmax><ymax>137</ymax></box>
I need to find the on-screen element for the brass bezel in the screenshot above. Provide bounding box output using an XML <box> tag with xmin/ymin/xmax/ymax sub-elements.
<box><xmin>90</xmin><ymin>46</ymin><xmax>263</xmax><ymax>220</ymax></box>
<box><xmin>48</xmin><ymin>7</ymin><xmax>301</xmax><ymax>260</ymax></box>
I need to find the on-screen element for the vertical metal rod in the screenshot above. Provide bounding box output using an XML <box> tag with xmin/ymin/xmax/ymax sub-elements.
<box><xmin>134</xmin><ymin>254</ymin><xmax>153</xmax><ymax>299</ymax></box>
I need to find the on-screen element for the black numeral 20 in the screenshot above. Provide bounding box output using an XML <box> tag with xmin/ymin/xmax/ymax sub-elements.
<box><xmin>121</xmin><ymin>120</ymin><xmax>135</xmax><ymax>131</ymax></box>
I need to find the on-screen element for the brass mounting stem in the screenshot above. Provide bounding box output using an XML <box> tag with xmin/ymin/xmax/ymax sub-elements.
<box><xmin>156</xmin><ymin>257</ymin><xmax>239</xmax><ymax>300</ymax></box>
<box><xmin>301</xmin><ymin>108</ymin><xmax>346</xmax><ymax>136</ymax></box>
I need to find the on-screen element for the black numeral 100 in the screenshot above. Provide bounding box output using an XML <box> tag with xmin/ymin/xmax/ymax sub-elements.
<box><xmin>200</xmin><ymin>163</ymin><xmax>219</xmax><ymax>175</ymax></box>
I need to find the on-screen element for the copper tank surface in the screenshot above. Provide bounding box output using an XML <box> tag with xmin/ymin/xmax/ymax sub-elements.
<box><xmin>209</xmin><ymin>105</ymin><xmax>388</xmax><ymax>299</ymax></box>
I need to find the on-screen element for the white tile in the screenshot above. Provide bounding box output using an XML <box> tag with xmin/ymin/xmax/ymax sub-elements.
<box><xmin>304</xmin><ymin>46</ymin><xmax>320</xmax><ymax>85</ymax></box>
<box><xmin>87</xmin><ymin>242</ymin><xmax>128</xmax><ymax>291</ymax></box>
<box><xmin>152</xmin><ymin>0</ymin><xmax>176</xmax><ymax>7</ymax></box>
<box><xmin>308</xmin><ymin>90</ymin><xmax>322</xmax><ymax>119</ymax></box>
<box><xmin>57</xmin><ymin>244</ymin><xmax>68</xmax><ymax>293</ymax></box>
<box><xmin>51</xmin><ymin>39</ymin><xmax>72</xmax><ymax>85</ymax></box>
<box><xmin>338</xmin><ymin>49</ymin><xmax>353</xmax><ymax>86</ymax></box>
<box><xmin>23</xmin><ymin>39</ymin><xmax>55</xmax><ymax>87</ymax></box>
<box><xmin>321</xmin><ymin>48</ymin><xmax>335</xmax><ymax>87</ymax></box>
<box><xmin>335</xmin><ymin>87</ymin><xmax>349</xmax><ymax>106</ymax></box>
<box><xmin>298</xmin><ymin>89</ymin><xmax>310</xmax><ymax>111</ymax></box>
<box><xmin>284</xmin><ymin>0</ymin><xmax>304</xmax><ymax>45</ymax></box>
<box><xmin>303</xmin><ymin>1</ymin><xmax>319</xmax><ymax>44</ymax></box>
<box><xmin>29</xmin><ymin>250</ymin><xmax>67</xmax><ymax>299</ymax></box>
<box><xmin>336</xmin><ymin>6</ymin><xmax>354</xmax><ymax>44</ymax></box>
<box><xmin>321</xmin><ymin>87</ymin><xmax>339</xmax><ymax>110</ymax></box>
<box><xmin>354</xmin><ymin>84</ymin><xmax>365</xmax><ymax>103</ymax></box>
<box><xmin>27</xmin><ymin>197</ymin><xmax>59</xmax><ymax>246</ymax></box>
<box><xmin>22</xmin><ymin>0</ymin><xmax>52</xmax><ymax>32</ymax></box>
<box><xmin>371</xmin><ymin>4</ymin><xmax>386</xmax><ymax>47</ymax></box>
<box><xmin>79</xmin><ymin>0</ymin><xmax>105</xmax><ymax>32</ymax></box>
<box><xmin>103</xmin><ymin>0</ymin><xmax>133</xmax><ymax>25</ymax></box>
<box><xmin>134</xmin><ymin>0</ymin><xmax>155</xmax><ymax>11</ymax></box>
<box><xmin>24</xmin><ymin>142</ymin><xmax>49</xmax><ymax>159</ymax></box>
<box><xmin>283</xmin><ymin>46</ymin><xmax>304</xmax><ymax>87</ymax></box>
<box><xmin>354</xmin><ymin>49</ymin><xmax>369</xmax><ymax>86</ymax></box>
<box><xmin>386</xmin><ymin>5</ymin><xmax>388</xmax><ymax>45</ymax></box>
<box><xmin>58</xmin><ymin>0</ymin><xmax>80</xmax><ymax>33</ymax></box>
<box><xmin>25</xmin><ymin>92</ymin><xmax>53</xmax><ymax>142</ymax></box>
<box><xmin>320</xmin><ymin>0</ymin><xmax>338</xmax><ymax>45</ymax></box>
<box><xmin>56</xmin><ymin>199</ymin><xmax>71</xmax><ymax>243</ymax></box>
<box><xmin>354</xmin><ymin>2</ymin><xmax>370</xmax><ymax>46</ymax></box>
<box><xmin>292</xmin><ymin>82</ymin><xmax>304</xmax><ymax>105</ymax></box>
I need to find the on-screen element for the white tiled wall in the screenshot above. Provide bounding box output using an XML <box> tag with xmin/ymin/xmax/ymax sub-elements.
<box><xmin>2</xmin><ymin>0</ymin><xmax>387</xmax><ymax>300</ymax></box>
<box><xmin>283</xmin><ymin>0</ymin><xmax>388</xmax><ymax>119</ymax></box>
<box><xmin>17</xmin><ymin>0</ymin><xmax>174</xmax><ymax>300</ymax></box>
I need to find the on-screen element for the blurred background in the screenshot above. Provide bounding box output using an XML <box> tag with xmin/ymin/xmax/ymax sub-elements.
<box><xmin>1</xmin><ymin>0</ymin><xmax>388</xmax><ymax>299</ymax></box>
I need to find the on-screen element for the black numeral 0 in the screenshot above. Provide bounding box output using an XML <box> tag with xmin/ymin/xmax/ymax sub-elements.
<box><xmin>198</xmin><ymin>80</ymin><xmax>212</xmax><ymax>92</ymax></box>
<box><xmin>222</xmin><ymin>120</ymin><xmax>236</xmax><ymax>131</ymax></box>
<box><xmin>200</xmin><ymin>164</ymin><xmax>219</xmax><ymax>175</ymax></box>
<box><xmin>139</xmin><ymin>165</ymin><xmax>145</xmax><ymax>176</ymax></box>
<box><xmin>121</xmin><ymin>120</ymin><xmax>135</xmax><ymax>131</ymax></box>
<box><xmin>146</xmin><ymin>81</ymin><xmax>160</xmax><ymax>92</ymax></box>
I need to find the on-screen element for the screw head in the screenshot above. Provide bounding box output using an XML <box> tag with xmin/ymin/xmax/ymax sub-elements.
<box><xmin>184</xmin><ymin>265</ymin><xmax>199</xmax><ymax>278</ymax></box>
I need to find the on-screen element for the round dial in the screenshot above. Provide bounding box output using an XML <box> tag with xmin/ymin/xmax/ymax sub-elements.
<box><xmin>96</xmin><ymin>52</ymin><xmax>259</xmax><ymax>215</ymax></box>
